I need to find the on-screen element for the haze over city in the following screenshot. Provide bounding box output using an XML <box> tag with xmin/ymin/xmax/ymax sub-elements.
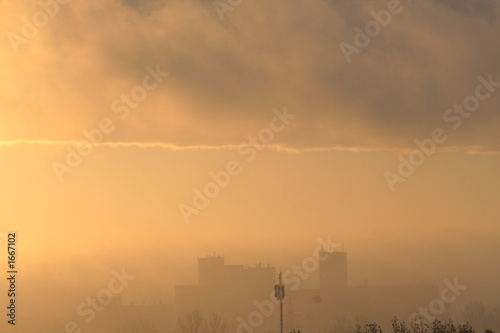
<box><xmin>0</xmin><ymin>0</ymin><xmax>499</xmax><ymax>332</ymax></box>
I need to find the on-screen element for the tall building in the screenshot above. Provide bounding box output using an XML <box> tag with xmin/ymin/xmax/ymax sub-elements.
<box><xmin>198</xmin><ymin>254</ymin><xmax>225</xmax><ymax>287</ymax></box>
<box><xmin>175</xmin><ymin>254</ymin><xmax>277</xmax><ymax>331</ymax></box>
<box><xmin>197</xmin><ymin>254</ymin><xmax>275</xmax><ymax>290</ymax></box>
<box><xmin>319</xmin><ymin>250</ymin><xmax>348</xmax><ymax>294</ymax></box>
<box><xmin>176</xmin><ymin>250</ymin><xmax>439</xmax><ymax>333</ymax></box>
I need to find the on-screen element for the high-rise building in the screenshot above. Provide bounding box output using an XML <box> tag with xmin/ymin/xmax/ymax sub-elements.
<box><xmin>198</xmin><ymin>254</ymin><xmax>225</xmax><ymax>287</ymax></box>
<box><xmin>175</xmin><ymin>254</ymin><xmax>276</xmax><ymax>331</ymax></box>
<box><xmin>197</xmin><ymin>254</ymin><xmax>274</xmax><ymax>290</ymax></box>
<box><xmin>319</xmin><ymin>250</ymin><xmax>348</xmax><ymax>294</ymax></box>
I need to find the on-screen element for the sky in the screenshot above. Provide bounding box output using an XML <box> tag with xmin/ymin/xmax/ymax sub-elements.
<box><xmin>0</xmin><ymin>0</ymin><xmax>499</xmax><ymax>331</ymax></box>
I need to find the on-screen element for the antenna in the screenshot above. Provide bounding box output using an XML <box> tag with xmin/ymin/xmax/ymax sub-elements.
<box><xmin>275</xmin><ymin>272</ymin><xmax>285</xmax><ymax>333</ymax></box>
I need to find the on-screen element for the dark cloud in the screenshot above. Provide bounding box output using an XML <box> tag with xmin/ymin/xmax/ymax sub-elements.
<box><xmin>3</xmin><ymin>0</ymin><xmax>500</xmax><ymax>151</ymax></box>
<box><xmin>433</xmin><ymin>0</ymin><xmax>498</xmax><ymax>21</ymax></box>
<box><xmin>120</xmin><ymin>0</ymin><xmax>168</xmax><ymax>14</ymax></box>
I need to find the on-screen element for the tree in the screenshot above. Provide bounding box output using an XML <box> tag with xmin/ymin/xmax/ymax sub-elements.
<box><xmin>357</xmin><ymin>318</ymin><xmax>475</xmax><ymax>333</ymax></box>
<box><xmin>392</xmin><ymin>317</ymin><xmax>410</xmax><ymax>333</ymax></box>
<box><xmin>431</xmin><ymin>319</ymin><xmax>457</xmax><ymax>333</ymax></box>
<box><xmin>330</xmin><ymin>316</ymin><xmax>353</xmax><ymax>333</ymax></box>
<box><xmin>355</xmin><ymin>323</ymin><xmax>383</xmax><ymax>333</ymax></box>
<box><xmin>409</xmin><ymin>317</ymin><xmax>431</xmax><ymax>333</ymax></box>
<box><xmin>177</xmin><ymin>310</ymin><xmax>206</xmax><ymax>333</ymax></box>
<box><xmin>457</xmin><ymin>322</ymin><xmax>475</xmax><ymax>333</ymax></box>
<box><xmin>203</xmin><ymin>313</ymin><xmax>228</xmax><ymax>333</ymax></box>
<box><xmin>463</xmin><ymin>302</ymin><xmax>493</xmax><ymax>331</ymax></box>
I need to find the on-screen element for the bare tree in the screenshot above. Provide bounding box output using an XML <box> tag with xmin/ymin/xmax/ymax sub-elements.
<box><xmin>330</xmin><ymin>316</ymin><xmax>352</xmax><ymax>333</ymax></box>
<box><xmin>392</xmin><ymin>317</ymin><xmax>410</xmax><ymax>333</ymax></box>
<box><xmin>177</xmin><ymin>310</ymin><xmax>205</xmax><ymax>333</ymax></box>
<box><xmin>463</xmin><ymin>302</ymin><xmax>493</xmax><ymax>331</ymax></box>
<box><xmin>431</xmin><ymin>319</ymin><xmax>458</xmax><ymax>333</ymax></box>
<box><xmin>203</xmin><ymin>313</ymin><xmax>228</xmax><ymax>333</ymax></box>
<box><xmin>355</xmin><ymin>323</ymin><xmax>383</xmax><ymax>333</ymax></box>
<box><xmin>457</xmin><ymin>322</ymin><xmax>475</xmax><ymax>333</ymax></box>
<box><xmin>409</xmin><ymin>317</ymin><xmax>431</xmax><ymax>333</ymax></box>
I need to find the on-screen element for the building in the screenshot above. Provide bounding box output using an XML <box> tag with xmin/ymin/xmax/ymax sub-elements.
<box><xmin>176</xmin><ymin>251</ymin><xmax>440</xmax><ymax>333</ymax></box>
<box><xmin>319</xmin><ymin>250</ymin><xmax>348</xmax><ymax>295</ymax></box>
<box><xmin>175</xmin><ymin>254</ymin><xmax>277</xmax><ymax>331</ymax></box>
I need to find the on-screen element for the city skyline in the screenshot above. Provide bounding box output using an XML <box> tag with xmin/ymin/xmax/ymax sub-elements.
<box><xmin>1</xmin><ymin>0</ymin><xmax>499</xmax><ymax>332</ymax></box>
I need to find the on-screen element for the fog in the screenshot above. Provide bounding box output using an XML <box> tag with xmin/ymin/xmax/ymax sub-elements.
<box><xmin>1</xmin><ymin>0</ymin><xmax>499</xmax><ymax>332</ymax></box>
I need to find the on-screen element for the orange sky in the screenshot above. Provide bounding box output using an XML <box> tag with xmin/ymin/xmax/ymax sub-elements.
<box><xmin>0</xmin><ymin>0</ymin><xmax>499</xmax><ymax>330</ymax></box>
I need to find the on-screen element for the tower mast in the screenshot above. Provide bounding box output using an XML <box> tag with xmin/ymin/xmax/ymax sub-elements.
<box><xmin>275</xmin><ymin>272</ymin><xmax>285</xmax><ymax>333</ymax></box>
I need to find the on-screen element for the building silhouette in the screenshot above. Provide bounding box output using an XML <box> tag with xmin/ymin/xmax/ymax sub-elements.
<box><xmin>319</xmin><ymin>250</ymin><xmax>348</xmax><ymax>294</ymax></box>
<box><xmin>176</xmin><ymin>250</ymin><xmax>438</xmax><ymax>333</ymax></box>
<box><xmin>176</xmin><ymin>253</ymin><xmax>277</xmax><ymax>331</ymax></box>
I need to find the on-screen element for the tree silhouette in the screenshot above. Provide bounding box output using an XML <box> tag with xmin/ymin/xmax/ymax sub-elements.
<box><xmin>409</xmin><ymin>317</ymin><xmax>431</xmax><ymax>333</ymax></box>
<box><xmin>203</xmin><ymin>313</ymin><xmax>228</xmax><ymax>333</ymax></box>
<box><xmin>463</xmin><ymin>302</ymin><xmax>493</xmax><ymax>331</ymax></box>
<box><xmin>357</xmin><ymin>319</ymin><xmax>475</xmax><ymax>333</ymax></box>
<box><xmin>392</xmin><ymin>317</ymin><xmax>410</xmax><ymax>333</ymax></box>
<box><xmin>177</xmin><ymin>310</ymin><xmax>206</xmax><ymax>333</ymax></box>
<box><xmin>356</xmin><ymin>323</ymin><xmax>383</xmax><ymax>333</ymax></box>
<box><xmin>330</xmin><ymin>315</ymin><xmax>353</xmax><ymax>333</ymax></box>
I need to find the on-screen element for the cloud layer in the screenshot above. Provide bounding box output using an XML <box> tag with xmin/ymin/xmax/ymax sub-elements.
<box><xmin>2</xmin><ymin>0</ymin><xmax>499</xmax><ymax>151</ymax></box>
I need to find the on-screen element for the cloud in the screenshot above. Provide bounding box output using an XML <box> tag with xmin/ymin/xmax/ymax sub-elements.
<box><xmin>3</xmin><ymin>140</ymin><xmax>499</xmax><ymax>156</ymax></box>
<box><xmin>0</xmin><ymin>140</ymin><xmax>382</xmax><ymax>153</ymax></box>
<box><xmin>120</xmin><ymin>0</ymin><xmax>169</xmax><ymax>14</ymax></box>
<box><xmin>1</xmin><ymin>0</ymin><xmax>499</xmax><ymax>152</ymax></box>
<box><xmin>432</xmin><ymin>0</ymin><xmax>498</xmax><ymax>20</ymax></box>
